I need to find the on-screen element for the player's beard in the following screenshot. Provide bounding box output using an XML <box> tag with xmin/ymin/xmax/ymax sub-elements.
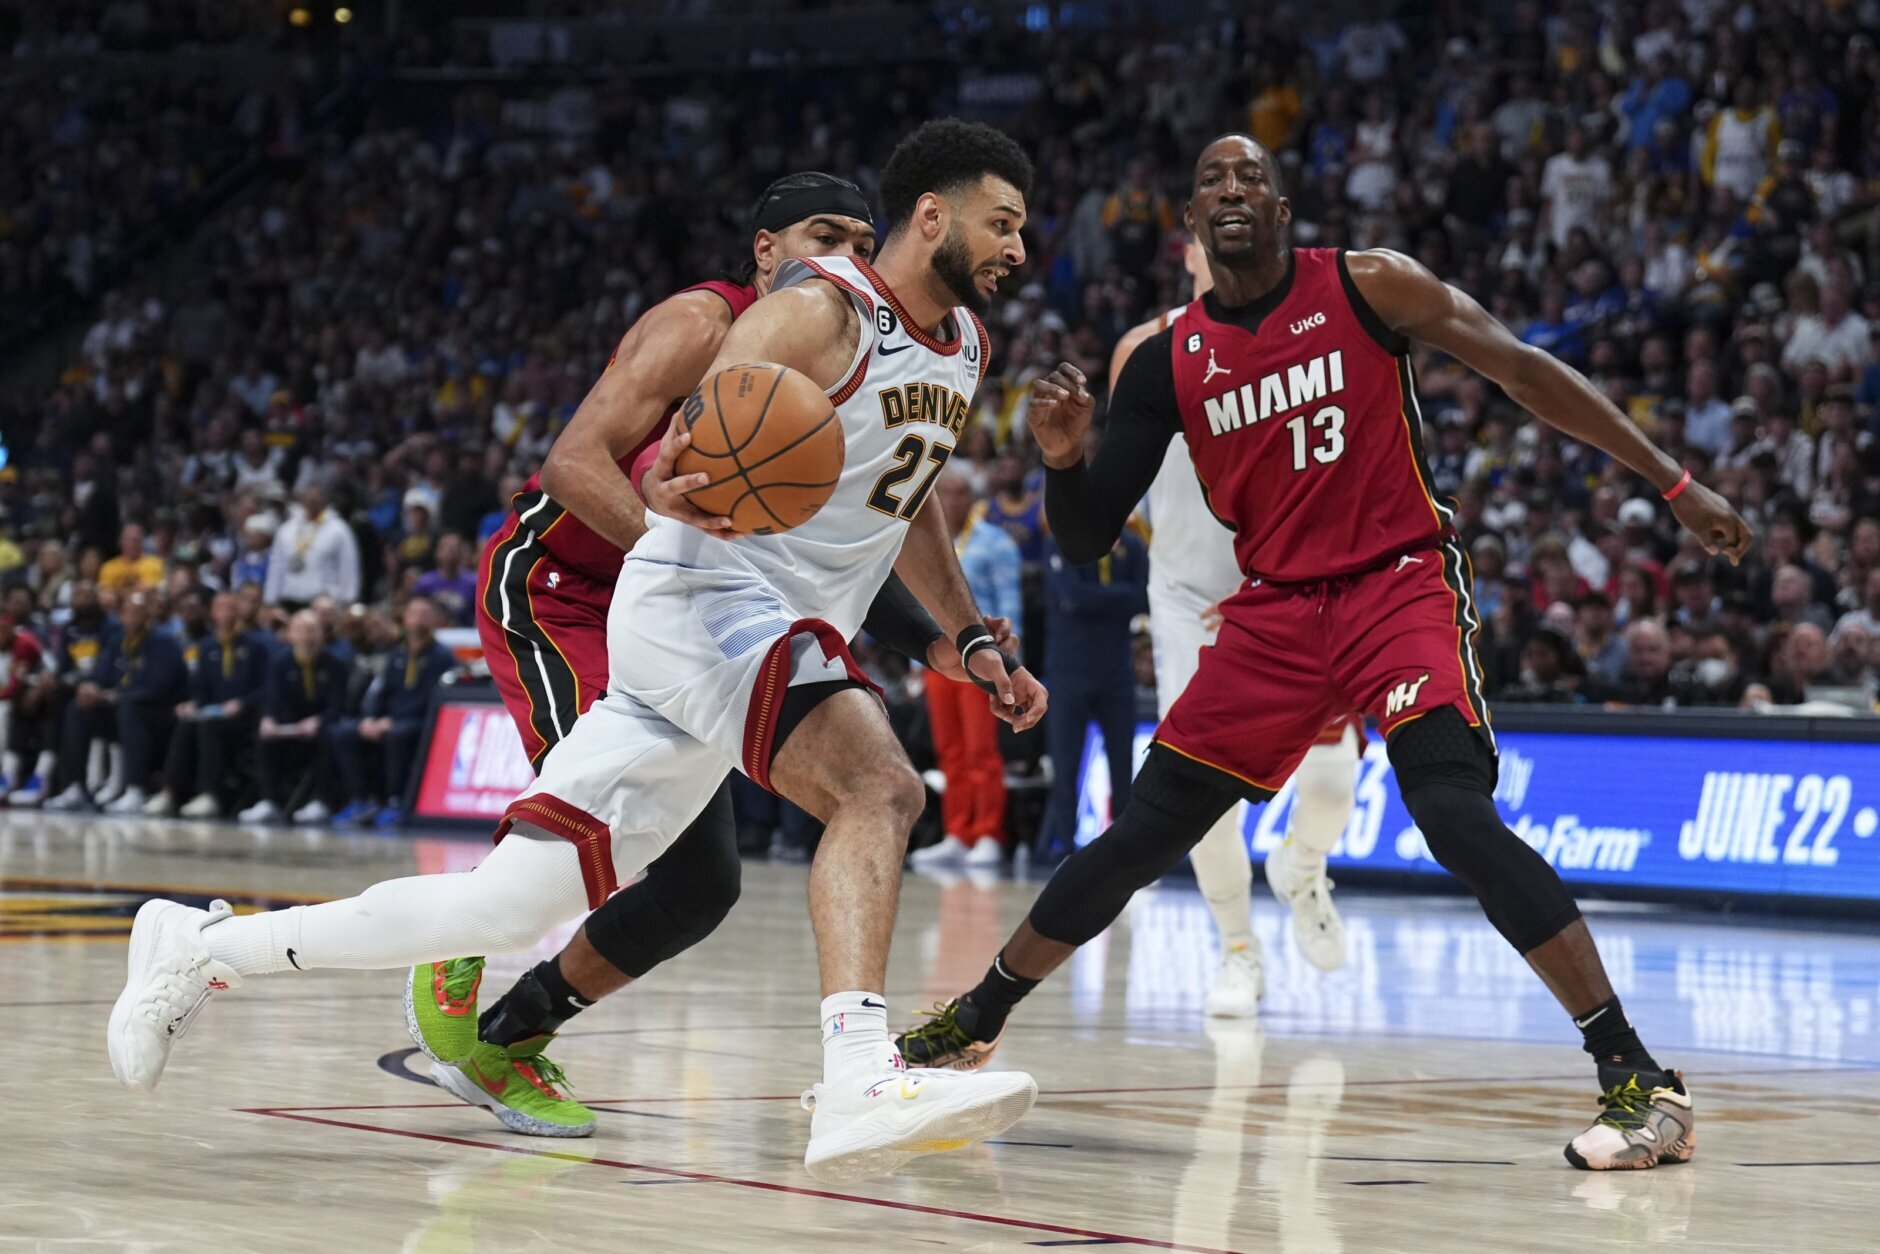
<box><xmin>933</xmin><ymin>225</ymin><xmax>992</xmax><ymax>314</ymax></box>
<box><xmin>1205</xmin><ymin>223</ymin><xmax>1267</xmax><ymax>271</ymax></box>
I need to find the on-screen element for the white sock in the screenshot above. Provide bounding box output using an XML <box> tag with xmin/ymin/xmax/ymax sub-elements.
<box><xmin>206</xmin><ymin>825</ymin><xmax>589</xmax><ymax>975</ymax></box>
<box><xmin>33</xmin><ymin>751</ymin><xmax>54</xmax><ymax>783</ymax></box>
<box><xmin>205</xmin><ymin>906</ymin><xmax>303</xmax><ymax>975</ymax></box>
<box><xmin>1189</xmin><ymin>808</ymin><xmax>1255</xmax><ymax>950</ymax></box>
<box><xmin>821</xmin><ymin>991</ymin><xmax>900</xmax><ymax>1084</ymax></box>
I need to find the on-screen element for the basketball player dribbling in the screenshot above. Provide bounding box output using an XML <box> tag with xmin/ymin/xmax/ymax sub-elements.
<box><xmin>899</xmin><ymin>134</ymin><xmax>1753</xmax><ymax>1171</ymax></box>
<box><xmin>399</xmin><ymin>173</ymin><xmax>1011</xmax><ymax>1138</ymax></box>
<box><xmin>109</xmin><ymin>120</ymin><xmax>1053</xmax><ymax>1184</ymax></box>
<box><xmin>1112</xmin><ymin>235</ymin><xmax>1356</xmax><ymax>1019</ymax></box>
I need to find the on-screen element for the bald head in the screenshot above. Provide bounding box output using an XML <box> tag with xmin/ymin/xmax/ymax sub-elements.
<box><xmin>1187</xmin><ymin>134</ymin><xmax>1290</xmax><ymax>273</ymax></box>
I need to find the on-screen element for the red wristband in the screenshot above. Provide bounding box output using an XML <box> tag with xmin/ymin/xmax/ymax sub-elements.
<box><xmin>1661</xmin><ymin>468</ymin><xmax>1693</xmax><ymax>502</ymax></box>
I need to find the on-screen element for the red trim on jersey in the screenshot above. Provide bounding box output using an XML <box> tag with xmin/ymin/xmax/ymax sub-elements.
<box><xmin>855</xmin><ymin>259</ymin><xmax>962</xmax><ymax>356</ymax></box>
<box><xmin>829</xmin><ymin>349</ymin><xmax>871</xmax><ymax>407</ymax></box>
<box><xmin>795</xmin><ymin>258</ymin><xmax>874</xmax><ymax>307</ymax></box>
<box><xmin>742</xmin><ymin>619</ymin><xmax>883</xmax><ymax>794</ymax></box>
<box><xmin>494</xmin><ymin>793</ymin><xmax>617</xmax><ymax>909</ymax></box>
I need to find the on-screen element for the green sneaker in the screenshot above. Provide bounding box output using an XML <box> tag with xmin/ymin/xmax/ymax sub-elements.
<box><xmin>405</xmin><ymin>957</ymin><xmax>486</xmax><ymax>1064</ymax></box>
<box><xmin>429</xmin><ymin>1036</ymin><xmax>597</xmax><ymax>1138</ymax></box>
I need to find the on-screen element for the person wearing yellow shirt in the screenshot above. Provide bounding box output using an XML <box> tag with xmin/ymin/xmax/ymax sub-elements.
<box><xmin>97</xmin><ymin>523</ymin><xmax>165</xmax><ymax>592</ymax></box>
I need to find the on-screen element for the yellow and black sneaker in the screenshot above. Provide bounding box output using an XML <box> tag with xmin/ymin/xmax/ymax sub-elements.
<box><xmin>895</xmin><ymin>997</ymin><xmax>1004</xmax><ymax>1071</ymax></box>
<box><xmin>1564</xmin><ymin>1064</ymin><xmax>1695</xmax><ymax>1170</ymax></box>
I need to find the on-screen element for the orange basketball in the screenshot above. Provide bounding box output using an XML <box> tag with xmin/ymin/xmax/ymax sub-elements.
<box><xmin>675</xmin><ymin>362</ymin><xmax>845</xmax><ymax>536</ymax></box>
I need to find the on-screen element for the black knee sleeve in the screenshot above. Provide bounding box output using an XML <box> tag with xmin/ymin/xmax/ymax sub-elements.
<box><xmin>582</xmin><ymin>782</ymin><xmax>741</xmax><ymax>978</ymax></box>
<box><xmin>1028</xmin><ymin>745</ymin><xmax>1242</xmax><ymax>947</ymax></box>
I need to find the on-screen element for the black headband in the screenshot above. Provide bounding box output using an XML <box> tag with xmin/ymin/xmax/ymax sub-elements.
<box><xmin>753</xmin><ymin>182</ymin><xmax>874</xmax><ymax>234</ymax></box>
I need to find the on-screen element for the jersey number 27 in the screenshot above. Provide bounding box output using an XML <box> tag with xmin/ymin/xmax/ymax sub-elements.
<box><xmin>868</xmin><ymin>434</ymin><xmax>953</xmax><ymax>521</ymax></box>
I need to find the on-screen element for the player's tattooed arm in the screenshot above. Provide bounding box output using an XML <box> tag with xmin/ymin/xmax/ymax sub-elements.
<box><xmin>542</xmin><ymin>290</ymin><xmax>733</xmax><ymax>551</ymax></box>
<box><xmin>1346</xmin><ymin>248</ymin><xmax>1753</xmax><ymax>565</ymax></box>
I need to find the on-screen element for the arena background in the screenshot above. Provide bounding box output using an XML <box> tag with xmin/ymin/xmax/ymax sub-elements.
<box><xmin>2</xmin><ymin>0</ymin><xmax>1877</xmax><ymax>910</ymax></box>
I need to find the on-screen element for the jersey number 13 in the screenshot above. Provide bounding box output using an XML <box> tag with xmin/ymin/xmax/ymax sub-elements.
<box><xmin>1285</xmin><ymin>404</ymin><xmax>1346</xmax><ymax>471</ymax></box>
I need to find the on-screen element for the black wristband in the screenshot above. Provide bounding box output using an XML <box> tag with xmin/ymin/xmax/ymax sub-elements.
<box><xmin>955</xmin><ymin>625</ymin><xmax>1021</xmax><ymax>697</ymax></box>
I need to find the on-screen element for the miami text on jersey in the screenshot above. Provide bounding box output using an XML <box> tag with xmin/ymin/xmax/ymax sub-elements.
<box><xmin>1201</xmin><ymin>349</ymin><xmax>1346</xmax><ymax>438</ymax></box>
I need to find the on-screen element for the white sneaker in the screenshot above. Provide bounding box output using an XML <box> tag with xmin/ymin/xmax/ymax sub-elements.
<box><xmin>1265</xmin><ymin>839</ymin><xmax>1347</xmax><ymax>972</ymax></box>
<box><xmin>238</xmin><ymin>799</ymin><xmax>282</xmax><ymax>823</ymax></box>
<box><xmin>178</xmin><ymin>794</ymin><xmax>221</xmax><ymax>819</ymax></box>
<box><xmin>801</xmin><ymin>1066</ymin><xmax>1038</xmax><ymax>1184</ymax></box>
<box><xmin>105</xmin><ymin>787</ymin><xmax>149</xmax><ymax>816</ymax></box>
<box><xmin>142</xmin><ymin>791</ymin><xmax>176</xmax><ymax>817</ymax></box>
<box><xmin>107</xmin><ymin>898</ymin><xmax>243</xmax><ymax>1092</ymax></box>
<box><xmin>291</xmin><ymin>799</ymin><xmax>331</xmax><ymax>825</ymax></box>
<box><xmin>1205</xmin><ymin>941</ymin><xmax>1265</xmax><ymax>1018</ymax></box>
<box><xmin>94</xmin><ymin>780</ymin><xmax>125</xmax><ymax>808</ymax></box>
<box><xmin>8</xmin><ymin>777</ymin><xmax>44</xmax><ymax>807</ymax></box>
<box><xmin>908</xmin><ymin>834</ymin><xmax>970</xmax><ymax>869</ymax></box>
<box><xmin>963</xmin><ymin>837</ymin><xmax>1005</xmax><ymax>868</ymax></box>
<box><xmin>43</xmin><ymin>783</ymin><xmax>88</xmax><ymax>812</ymax></box>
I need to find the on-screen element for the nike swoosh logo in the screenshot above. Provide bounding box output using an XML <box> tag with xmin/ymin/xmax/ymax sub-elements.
<box><xmin>1573</xmin><ymin>1006</ymin><xmax>1608</xmax><ymax>1029</ymax></box>
<box><xmin>469</xmin><ymin>1059</ymin><xmax>505</xmax><ymax>1096</ymax></box>
<box><xmin>286</xmin><ymin>947</ymin><xmax>302</xmax><ymax>971</ymax></box>
<box><xmin>877</xmin><ymin>342</ymin><xmax>913</xmax><ymax>357</ymax></box>
<box><xmin>861</xmin><ymin>997</ymin><xmax>886</xmax><ymax>1010</ymax></box>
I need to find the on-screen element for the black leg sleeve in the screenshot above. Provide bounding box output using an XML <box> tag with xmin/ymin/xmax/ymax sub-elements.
<box><xmin>582</xmin><ymin>780</ymin><xmax>741</xmax><ymax>979</ymax></box>
<box><xmin>1027</xmin><ymin>745</ymin><xmax>1241</xmax><ymax>948</ymax></box>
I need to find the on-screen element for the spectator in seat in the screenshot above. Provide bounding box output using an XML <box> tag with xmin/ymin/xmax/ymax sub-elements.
<box><xmin>98</xmin><ymin>523</ymin><xmax>164</xmax><ymax>592</ymax></box>
<box><xmin>910</xmin><ymin>472</ymin><xmax>1023</xmax><ymax>871</ymax></box>
<box><xmin>1497</xmin><ymin>623</ymin><xmax>1587</xmax><ymax>703</ymax></box>
<box><xmin>243</xmin><ymin>609</ymin><xmax>350</xmax><ymax>824</ymax></box>
<box><xmin>326</xmin><ymin>596</ymin><xmax>453</xmax><ymax>828</ymax></box>
<box><xmin>0</xmin><ymin>611</ymin><xmax>49</xmax><ymax>800</ymax></box>
<box><xmin>147</xmin><ymin>592</ymin><xmax>272</xmax><ymax>819</ymax></box>
<box><xmin>412</xmin><ymin>533</ymin><xmax>477</xmax><ymax>627</ymax></box>
<box><xmin>265</xmin><ymin>483</ymin><xmax>360</xmax><ymax>611</ymax></box>
<box><xmin>39</xmin><ymin>584</ymin><xmax>123</xmax><ymax>810</ymax></box>
<box><xmin>1596</xmin><ymin>617</ymin><xmax>1676</xmax><ymax>706</ymax></box>
<box><xmin>1037</xmin><ymin>523</ymin><xmax>1149</xmax><ymax>861</ymax></box>
<box><xmin>1575</xmin><ymin>590</ymin><xmax>1627</xmax><ymax>684</ymax></box>
<box><xmin>1770</xmin><ymin>562</ymin><xmax>1836</xmax><ymax>631</ymax></box>
<box><xmin>50</xmin><ymin>591</ymin><xmax>188</xmax><ymax>814</ymax></box>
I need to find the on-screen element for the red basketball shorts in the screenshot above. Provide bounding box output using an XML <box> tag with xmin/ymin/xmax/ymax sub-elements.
<box><xmin>476</xmin><ymin>512</ymin><xmax>614</xmax><ymax>771</ymax></box>
<box><xmin>1156</xmin><ymin>540</ymin><xmax>1491</xmax><ymax>796</ymax></box>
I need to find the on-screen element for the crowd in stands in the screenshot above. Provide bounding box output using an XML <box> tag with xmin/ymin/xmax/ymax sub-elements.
<box><xmin>0</xmin><ymin>1</ymin><xmax>1876</xmax><ymax>855</ymax></box>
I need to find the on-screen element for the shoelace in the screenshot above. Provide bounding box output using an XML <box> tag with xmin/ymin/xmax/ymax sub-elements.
<box><xmin>439</xmin><ymin>960</ymin><xmax>482</xmax><ymax>1004</ymax></box>
<box><xmin>1595</xmin><ymin>1079</ymin><xmax>1657</xmax><ymax>1132</ymax></box>
<box><xmin>904</xmin><ymin>1002</ymin><xmax>973</xmax><ymax>1053</ymax></box>
<box><xmin>521</xmin><ymin>1053</ymin><xmax>572</xmax><ymax>1098</ymax></box>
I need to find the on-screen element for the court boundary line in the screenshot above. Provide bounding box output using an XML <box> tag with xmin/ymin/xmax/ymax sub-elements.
<box><xmin>239</xmin><ymin>1107</ymin><xmax>1247</xmax><ymax>1254</ymax></box>
<box><xmin>244</xmin><ymin>1061</ymin><xmax>1878</xmax><ymax>1114</ymax></box>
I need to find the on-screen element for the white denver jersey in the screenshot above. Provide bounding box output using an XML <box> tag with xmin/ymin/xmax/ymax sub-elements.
<box><xmin>629</xmin><ymin>255</ymin><xmax>989</xmax><ymax>640</ymax></box>
<box><xmin>1142</xmin><ymin>304</ymin><xmax>1242</xmax><ymax>609</ymax></box>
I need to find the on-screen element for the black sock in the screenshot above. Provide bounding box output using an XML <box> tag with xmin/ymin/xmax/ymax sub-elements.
<box><xmin>959</xmin><ymin>954</ymin><xmax>1040</xmax><ymax>1042</ymax></box>
<box><xmin>478</xmin><ymin>959</ymin><xmax>596</xmax><ymax>1048</ymax></box>
<box><xmin>1574</xmin><ymin>996</ymin><xmax>1659</xmax><ymax>1072</ymax></box>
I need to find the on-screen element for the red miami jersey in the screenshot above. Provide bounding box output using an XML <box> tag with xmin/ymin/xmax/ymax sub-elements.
<box><xmin>1168</xmin><ymin>248</ymin><xmax>1451</xmax><ymax>583</ymax></box>
<box><xmin>519</xmin><ymin>279</ymin><xmax>758</xmax><ymax>581</ymax></box>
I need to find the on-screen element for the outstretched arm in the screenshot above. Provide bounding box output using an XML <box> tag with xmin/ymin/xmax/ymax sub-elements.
<box><xmin>542</xmin><ymin>290</ymin><xmax>734</xmax><ymax>547</ymax></box>
<box><xmin>1346</xmin><ymin>248</ymin><xmax>1753</xmax><ymax>563</ymax></box>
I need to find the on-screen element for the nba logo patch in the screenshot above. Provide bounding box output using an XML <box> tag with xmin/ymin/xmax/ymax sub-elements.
<box><xmin>449</xmin><ymin>712</ymin><xmax>479</xmax><ymax>788</ymax></box>
<box><xmin>546</xmin><ymin>570</ymin><xmax>560</xmax><ymax>590</ymax></box>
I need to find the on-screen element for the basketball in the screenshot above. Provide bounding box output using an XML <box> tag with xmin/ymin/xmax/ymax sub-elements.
<box><xmin>675</xmin><ymin>363</ymin><xmax>844</xmax><ymax>535</ymax></box>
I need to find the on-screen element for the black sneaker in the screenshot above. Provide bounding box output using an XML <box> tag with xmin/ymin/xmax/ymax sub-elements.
<box><xmin>1563</xmin><ymin>1064</ymin><xmax>1695</xmax><ymax>1170</ymax></box>
<box><xmin>895</xmin><ymin>997</ymin><xmax>1003</xmax><ymax>1071</ymax></box>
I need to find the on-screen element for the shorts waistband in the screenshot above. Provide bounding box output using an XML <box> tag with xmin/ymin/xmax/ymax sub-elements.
<box><xmin>1248</xmin><ymin>528</ymin><xmax>1456</xmax><ymax>591</ymax></box>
